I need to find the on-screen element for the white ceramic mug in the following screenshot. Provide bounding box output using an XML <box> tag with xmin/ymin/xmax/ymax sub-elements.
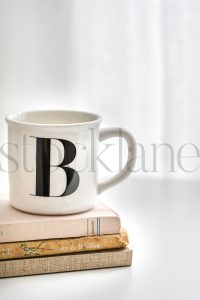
<box><xmin>6</xmin><ymin>110</ymin><xmax>136</xmax><ymax>215</ymax></box>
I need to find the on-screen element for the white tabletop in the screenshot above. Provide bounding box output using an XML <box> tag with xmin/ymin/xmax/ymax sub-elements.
<box><xmin>1</xmin><ymin>178</ymin><xmax>200</xmax><ymax>300</ymax></box>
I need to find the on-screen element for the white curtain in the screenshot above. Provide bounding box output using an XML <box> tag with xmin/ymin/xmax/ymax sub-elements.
<box><xmin>0</xmin><ymin>0</ymin><xmax>200</xmax><ymax>192</ymax></box>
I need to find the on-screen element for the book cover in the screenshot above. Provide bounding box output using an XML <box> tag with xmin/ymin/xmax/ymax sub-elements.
<box><xmin>0</xmin><ymin>196</ymin><xmax>121</xmax><ymax>243</ymax></box>
<box><xmin>0</xmin><ymin>230</ymin><xmax>128</xmax><ymax>260</ymax></box>
<box><xmin>0</xmin><ymin>248</ymin><xmax>132</xmax><ymax>278</ymax></box>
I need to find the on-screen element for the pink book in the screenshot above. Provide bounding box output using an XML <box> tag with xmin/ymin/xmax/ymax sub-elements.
<box><xmin>0</xmin><ymin>196</ymin><xmax>121</xmax><ymax>243</ymax></box>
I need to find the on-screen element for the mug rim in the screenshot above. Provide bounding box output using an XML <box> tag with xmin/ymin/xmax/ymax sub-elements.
<box><xmin>5</xmin><ymin>110</ymin><xmax>102</xmax><ymax>128</ymax></box>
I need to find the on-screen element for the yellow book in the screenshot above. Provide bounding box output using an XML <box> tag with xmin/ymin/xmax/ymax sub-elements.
<box><xmin>0</xmin><ymin>229</ymin><xmax>128</xmax><ymax>260</ymax></box>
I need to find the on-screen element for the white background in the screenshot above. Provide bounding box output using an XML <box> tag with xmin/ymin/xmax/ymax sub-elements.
<box><xmin>0</xmin><ymin>1</ymin><xmax>200</xmax><ymax>299</ymax></box>
<box><xmin>1</xmin><ymin>0</ymin><xmax>200</xmax><ymax>191</ymax></box>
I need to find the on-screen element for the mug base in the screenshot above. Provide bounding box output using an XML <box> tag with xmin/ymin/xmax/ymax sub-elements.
<box><xmin>10</xmin><ymin>202</ymin><xmax>95</xmax><ymax>216</ymax></box>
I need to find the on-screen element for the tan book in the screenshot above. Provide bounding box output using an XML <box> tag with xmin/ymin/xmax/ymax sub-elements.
<box><xmin>0</xmin><ymin>195</ymin><xmax>120</xmax><ymax>243</ymax></box>
<box><xmin>0</xmin><ymin>230</ymin><xmax>128</xmax><ymax>260</ymax></box>
<box><xmin>0</xmin><ymin>248</ymin><xmax>132</xmax><ymax>278</ymax></box>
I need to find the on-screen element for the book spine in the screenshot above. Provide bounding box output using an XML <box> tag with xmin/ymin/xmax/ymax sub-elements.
<box><xmin>0</xmin><ymin>216</ymin><xmax>120</xmax><ymax>243</ymax></box>
<box><xmin>0</xmin><ymin>248</ymin><xmax>132</xmax><ymax>278</ymax></box>
<box><xmin>0</xmin><ymin>231</ymin><xmax>128</xmax><ymax>260</ymax></box>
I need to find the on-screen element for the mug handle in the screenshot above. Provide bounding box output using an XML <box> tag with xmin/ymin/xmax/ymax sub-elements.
<box><xmin>98</xmin><ymin>128</ymin><xmax>136</xmax><ymax>194</ymax></box>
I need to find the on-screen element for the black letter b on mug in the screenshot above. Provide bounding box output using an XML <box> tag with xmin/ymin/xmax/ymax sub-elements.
<box><xmin>33</xmin><ymin>137</ymin><xmax>79</xmax><ymax>197</ymax></box>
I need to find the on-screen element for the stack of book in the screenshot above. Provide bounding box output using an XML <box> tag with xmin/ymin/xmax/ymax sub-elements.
<box><xmin>0</xmin><ymin>196</ymin><xmax>132</xmax><ymax>278</ymax></box>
